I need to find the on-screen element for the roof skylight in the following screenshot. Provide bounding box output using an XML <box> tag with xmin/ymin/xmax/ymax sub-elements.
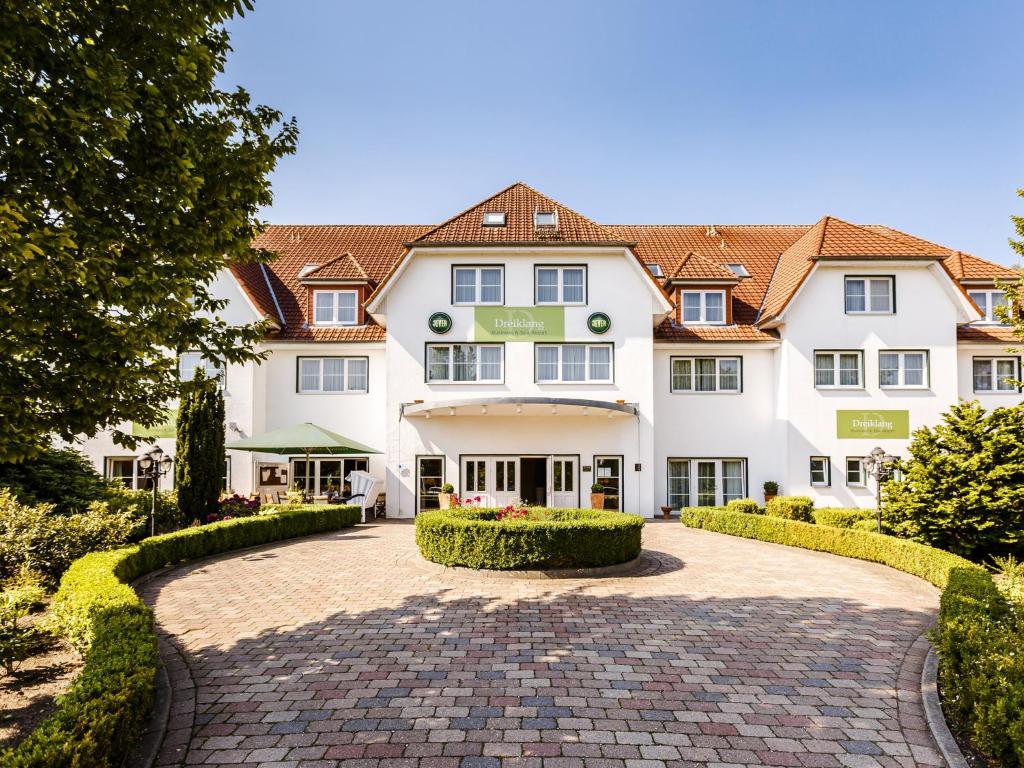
<box><xmin>482</xmin><ymin>211</ymin><xmax>506</xmax><ymax>227</ymax></box>
<box><xmin>298</xmin><ymin>263</ymin><xmax>319</xmax><ymax>277</ymax></box>
<box><xmin>646</xmin><ymin>263</ymin><xmax>664</xmax><ymax>277</ymax></box>
<box><xmin>534</xmin><ymin>210</ymin><xmax>557</xmax><ymax>228</ymax></box>
<box><xmin>725</xmin><ymin>263</ymin><xmax>750</xmax><ymax>277</ymax></box>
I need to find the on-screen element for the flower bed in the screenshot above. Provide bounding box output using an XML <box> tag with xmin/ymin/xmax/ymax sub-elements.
<box><xmin>680</xmin><ymin>507</ymin><xmax>1024</xmax><ymax>768</ymax></box>
<box><xmin>1</xmin><ymin>504</ymin><xmax>361</xmax><ymax>767</ymax></box>
<box><xmin>415</xmin><ymin>507</ymin><xmax>644</xmax><ymax>570</ymax></box>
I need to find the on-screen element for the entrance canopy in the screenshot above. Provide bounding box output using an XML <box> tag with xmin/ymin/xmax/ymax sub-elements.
<box><xmin>401</xmin><ymin>397</ymin><xmax>637</xmax><ymax>419</ymax></box>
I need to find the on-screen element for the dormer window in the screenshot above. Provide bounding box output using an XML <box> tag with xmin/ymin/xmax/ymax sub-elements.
<box><xmin>313</xmin><ymin>290</ymin><xmax>358</xmax><ymax>326</ymax></box>
<box><xmin>968</xmin><ymin>289</ymin><xmax>1010</xmax><ymax>324</ymax></box>
<box><xmin>725</xmin><ymin>263</ymin><xmax>749</xmax><ymax>277</ymax></box>
<box><xmin>482</xmin><ymin>211</ymin><xmax>506</xmax><ymax>227</ymax></box>
<box><xmin>534</xmin><ymin>210</ymin><xmax>557</xmax><ymax>228</ymax></box>
<box><xmin>680</xmin><ymin>290</ymin><xmax>726</xmax><ymax>325</ymax></box>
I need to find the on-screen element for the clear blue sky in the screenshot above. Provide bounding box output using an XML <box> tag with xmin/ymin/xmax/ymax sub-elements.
<box><xmin>223</xmin><ymin>0</ymin><xmax>1024</xmax><ymax>265</ymax></box>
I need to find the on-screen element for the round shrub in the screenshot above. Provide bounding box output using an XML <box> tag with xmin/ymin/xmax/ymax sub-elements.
<box><xmin>726</xmin><ymin>498</ymin><xmax>761</xmax><ymax>515</ymax></box>
<box><xmin>765</xmin><ymin>495</ymin><xmax>814</xmax><ymax>522</ymax></box>
<box><xmin>415</xmin><ymin>508</ymin><xmax>644</xmax><ymax>570</ymax></box>
<box><xmin>812</xmin><ymin>507</ymin><xmax>874</xmax><ymax>529</ymax></box>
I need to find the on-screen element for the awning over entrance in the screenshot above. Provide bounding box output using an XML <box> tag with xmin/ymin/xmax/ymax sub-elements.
<box><xmin>401</xmin><ymin>397</ymin><xmax>637</xmax><ymax>419</ymax></box>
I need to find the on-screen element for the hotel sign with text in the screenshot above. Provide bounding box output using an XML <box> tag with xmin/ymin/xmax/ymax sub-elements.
<box><xmin>836</xmin><ymin>410</ymin><xmax>910</xmax><ymax>439</ymax></box>
<box><xmin>474</xmin><ymin>307</ymin><xmax>565</xmax><ymax>342</ymax></box>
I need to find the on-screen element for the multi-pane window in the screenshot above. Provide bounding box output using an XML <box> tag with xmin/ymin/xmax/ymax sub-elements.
<box><xmin>973</xmin><ymin>357</ymin><xmax>1019</xmax><ymax>392</ymax></box>
<box><xmin>810</xmin><ymin>456</ymin><xmax>831</xmax><ymax>486</ymax></box>
<box><xmin>535</xmin><ymin>266</ymin><xmax>586</xmax><ymax>305</ymax></box>
<box><xmin>495</xmin><ymin>460</ymin><xmax>516</xmax><ymax>492</ymax></box>
<box><xmin>846</xmin><ymin>457</ymin><xmax>864</xmax><ymax>486</ymax></box>
<box><xmin>680</xmin><ymin>291</ymin><xmax>726</xmax><ymax>324</ymax></box>
<box><xmin>453</xmin><ymin>267</ymin><xmax>503</xmax><ymax>305</ymax></box>
<box><xmin>464</xmin><ymin>459</ymin><xmax>486</xmax><ymax>493</ymax></box>
<box><xmin>670</xmin><ymin>357</ymin><xmax>740</xmax><ymax>393</ymax></box>
<box><xmin>814</xmin><ymin>351</ymin><xmax>863</xmax><ymax>388</ymax></box>
<box><xmin>427</xmin><ymin>344</ymin><xmax>503</xmax><ymax>383</ymax></box>
<box><xmin>179</xmin><ymin>351</ymin><xmax>224</xmax><ymax>388</ymax></box>
<box><xmin>667</xmin><ymin>458</ymin><xmax>746</xmax><ymax>508</ymax></box>
<box><xmin>298</xmin><ymin>357</ymin><xmax>368</xmax><ymax>393</ymax></box>
<box><xmin>106</xmin><ymin>457</ymin><xmax>139</xmax><ymax>489</ymax></box>
<box><xmin>535</xmin><ymin>344</ymin><xmax>612</xmax><ymax>383</ymax></box>
<box><xmin>845</xmin><ymin>277</ymin><xmax>894</xmax><ymax>314</ymax></box>
<box><xmin>968</xmin><ymin>290</ymin><xmax>1011</xmax><ymax>324</ymax></box>
<box><xmin>879</xmin><ymin>350</ymin><xmax>928</xmax><ymax>388</ymax></box>
<box><xmin>313</xmin><ymin>290</ymin><xmax>358</xmax><ymax>325</ymax></box>
<box><xmin>292</xmin><ymin>457</ymin><xmax>368</xmax><ymax>495</ymax></box>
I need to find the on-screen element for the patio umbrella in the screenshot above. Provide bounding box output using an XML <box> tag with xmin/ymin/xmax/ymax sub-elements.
<box><xmin>226</xmin><ymin>422</ymin><xmax>380</xmax><ymax>495</ymax></box>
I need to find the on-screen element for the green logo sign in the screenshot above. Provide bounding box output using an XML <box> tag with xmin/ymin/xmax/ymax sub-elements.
<box><xmin>428</xmin><ymin>312</ymin><xmax>452</xmax><ymax>334</ymax></box>
<box><xmin>837</xmin><ymin>410</ymin><xmax>910</xmax><ymax>439</ymax></box>
<box><xmin>131</xmin><ymin>408</ymin><xmax>177</xmax><ymax>439</ymax></box>
<box><xmin>474</xmin><ymin>307</ymin><xmax>565</xmax><ymax>342</ymax></box>
<box><xmin>587</xmin><ymin>312</ymin><xmax>611</xmax><ymax>334</ymax></box>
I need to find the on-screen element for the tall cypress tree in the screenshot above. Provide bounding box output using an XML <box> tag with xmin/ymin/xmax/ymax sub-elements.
<box><xmin>175</xmin><ymin>368</ymin><xmax>226</xmax><ymax>521</ymax></box>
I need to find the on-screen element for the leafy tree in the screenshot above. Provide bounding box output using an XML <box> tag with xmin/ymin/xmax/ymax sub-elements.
<box><xmin>175</xmin><ymin>369</ymin><xmax>225</xmax><ymax>521</ymax></box>
<box><xmin>882</xmin><ymin>401</ymin><xmax>1024</xmax><ymax>561</ymax></box>
<box><xmin>1005</xmin><ymin>188</ymin><xmax>1024</xmax><ymax>336</ymax></box>
<box><xmin>0</xmin><ymin>1</ymin><xmax>297</xmax><ymax>462</ymax></box>
<box><xmin>0</xmin><ymin>446</ymin><xmax>110</xmax><ymax>514</ymax></box>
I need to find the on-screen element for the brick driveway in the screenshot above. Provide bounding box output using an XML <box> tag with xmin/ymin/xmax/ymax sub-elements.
<box><xmin>140</xmin><ymin>520</ymin><xmax>944</xmax><ymax>768</ymax></box>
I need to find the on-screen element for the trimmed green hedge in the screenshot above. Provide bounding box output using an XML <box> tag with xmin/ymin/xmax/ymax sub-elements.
<box><xmin>416</xmin><ymin>508</ymin><xmax>643</xmax><ymax>569</ymax></box>
<box><xmin>2</xmin><ymin>504</ymin><xmax>361</xmax><ymax>767</ymax></box>
<box><xmin>680</xmin><ymin>507</ymin><xmax>1023</xmax><ymax>767</ymax></box>
<box><xmin>812</xmin><ymin>507</ymin><xmax>875</xmax><ymax>529</ymax></box>
<box><xmin>725</xmin><ymin>498</ymin><xmax>761</xmax><ymax>515</ymax></box>
<box><xmin>765</xmin><ymin>495</ymin><xmax>814</xmax><ymax>523</ymax></box>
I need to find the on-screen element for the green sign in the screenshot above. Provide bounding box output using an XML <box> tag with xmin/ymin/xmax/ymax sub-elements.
<box><xmin>474</xmin><ymin>306</ymin><xmax>565</xmax><ymax>341</ymax></box>
<box><xmin>428</xmin><ymin>312</ymin><xmax>452</xmax><ymax>334</ymax></box>
<box><xmin>132</xmin><ymin>408</ymin><xmax>177</xmax><ymax>439</ymax></box>
<box><xmin>587</xmin><ymin>312</ymin><xmax>611</xmax><ymax>334</ymax></box>
<box><xmin>837</xmin><ymin>410</ymin><xmax>909</xmax><ymax>439</ymax></box>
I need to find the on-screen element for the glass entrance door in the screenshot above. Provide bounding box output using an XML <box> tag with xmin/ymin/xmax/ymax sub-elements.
<box><xmin>696</xmin><ymin>460</ymin><xmax>717</xmax><ymax>506</ymax></box>
<box><xmin>594</xmin><ymin>456</ymin><xmax>622</xmax><ymax>510</ymax></box>
<box><xmin>551</xmin><ymin>456</ymin><xmax>577</xmax><ymax>508</ymax></box>
<box><xmin>417</xmin><ymin>457</ymin><xmax>445</xmax><ymax>513</ymax></box>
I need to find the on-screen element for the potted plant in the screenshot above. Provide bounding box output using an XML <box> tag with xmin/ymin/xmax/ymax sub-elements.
<box><xmin>438</xmin><ymin>483</ymin><xmax>455</xmax><ymax>509</ymax></box>
<box><xmin>660</xmin><ymin>505</ymin><xmax>672</xmax><ymax>519</ymax></box>
<box><xmin>590</xmin><ymin>483</ymin><xmax>606</xmax><ymax>510</ymax></box>
<box><xmin>763</xmin><ymin>480</ymin><xmax>779</xmax><ymax>504</ymax></box>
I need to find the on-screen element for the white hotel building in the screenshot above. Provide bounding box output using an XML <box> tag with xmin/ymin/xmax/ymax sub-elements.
<box><xmin>79</xmin><ymin>183</ymin><xmax>1023</xmax><ymax>517</ymax></box>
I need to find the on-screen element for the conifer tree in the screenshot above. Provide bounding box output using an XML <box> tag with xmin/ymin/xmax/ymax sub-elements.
<box><xmin>175</xmin><ymin>369</ymin><xmax>226</xmax><ymax>521</ymax></box>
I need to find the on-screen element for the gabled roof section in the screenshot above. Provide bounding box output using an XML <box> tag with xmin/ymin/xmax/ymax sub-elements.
<box><xmin>668</xmin><ymin>251</ymin><xmax>741</xmax><ymax>281</ymax></box>
<box><xmin>412</xmin><ymin>182</ymin><xmax>631</xmax><ymax>246</ymax></box>
<box><xmin>300</xmin><ymin>252</ymin><xmax>369</xmax><ymax>282</ymax></box>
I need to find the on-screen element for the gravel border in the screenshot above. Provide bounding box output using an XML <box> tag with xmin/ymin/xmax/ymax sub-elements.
<box><xmin>921</xmin><ymin>646</ymin><xmax>969</xmax><ymax>768</ymax></box>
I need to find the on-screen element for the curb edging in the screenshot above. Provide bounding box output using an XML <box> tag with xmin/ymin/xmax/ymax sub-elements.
<box><xmin>921</xmin><ymin>646</ymin><xmax>969</xmax><ymax>768</ymax></box>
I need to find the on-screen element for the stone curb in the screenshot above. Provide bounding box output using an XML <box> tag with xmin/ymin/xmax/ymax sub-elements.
<box><xmin>921</xmin><ymin>646</ymin><xmax>969</xmax><ymax>768</ymax></box>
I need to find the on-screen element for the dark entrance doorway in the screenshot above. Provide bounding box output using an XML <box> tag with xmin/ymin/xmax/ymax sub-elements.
<box><xmin>520</xmin><ymin>458</ymin><xmax>547</xmax><ymax>506</ymax></box>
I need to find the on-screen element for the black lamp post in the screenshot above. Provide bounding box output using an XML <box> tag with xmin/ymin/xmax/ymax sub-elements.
<box><xmin>138</xmin><ymin>446</ymin><xmax>174</xmax><ymax>537</ymax></box>
<box><xmin>861</xmin><ymin>446</ymin><xmax>897</xmax><ymax>533</ymax></box>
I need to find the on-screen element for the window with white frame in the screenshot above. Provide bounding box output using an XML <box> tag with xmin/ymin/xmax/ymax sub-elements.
<box><xmin>297</xmin><ymin>357</ymin><xmax>368</xmax><ymax>393</ymax></box>
<box><xmin>535</xmin><ymin>344</ymin><xmax>612</xmax><ymax>383</ymax></box>
<box><xmin>845</xmin><ymin>276</ymin><xmax>894</xmax><ymax>314</ymax></box>
<box><xmin>535</xmin><ymin>266</ymin><xmax>586</xmax><ymax>305</ymax></box>
<box><xmin>667</xmin><ymin>458</ymin><xmax>746</xmax><ymax>508</ymax></box>
<box><xmin>482</xmin><ymin>211</ymin><xmax>506</xmax><ymax>227</ymax></box>
<box><xmin>179</xmin><ymin>351</ymin><xmax>224</xmax><ymax>388</ymax></box>
<box><xmin>534</xmin><ymin>210</ymin><xmax>557</xmax><ymax>228</ymax></box>
<box><xmin>427</xmin><ymin>344</ymin><xmax>503</xmax><ymax>383</ymax></box>
<box><xmin>452</xmin><ymin>267</ymin><xmax>503</xmax><ymax>305</ymax></box>
<box><xmin>968</xmin><ymin>289</ymin><xmax>1011</xmax><ymax>324</ymax></box>
<box><xmin>845</xmin><ymin>457</ymin><xmax>865</xmax><ymax>486</ymax></box>
<box><xmin>879</xmin><ymin>350</ymin><xmax>928</xmax><ymax>388</ymax></box>
<box><xmin>313</xmin><ymin>290</ymin><xmax>358</xmax><ymax>325</ymax></box>
<box><xmin>670</xmin><ymin>357</ymin><xmax>741</xmax><ymax>393</ymax></box>
<box><xmin>105</xmin><ymin>457</ymin><xmax>152</xmax><ymax>490</ymax></box>
<box><xmin>223</xmin><ymin>458</ymin><xmax>231</xmax><ymax>492</ymax></box>
<box><xmin>973</xmin><ymin>357</ymin><xmax>1019</xmax><ymax>392</ymax></box>
<box><xmin>680</xmin><ymin>290</ymin><xmax>726</xmax><ymax>324</ymax></box>
<box><xmin>814</xmin><ymin>351</ymin><xmax>863</xmax><ymax>388</ymax></box>
<box><xmin>810</xmin><ymin>456</ymin><xmax>831</xmax><ymax>486</ymax></box>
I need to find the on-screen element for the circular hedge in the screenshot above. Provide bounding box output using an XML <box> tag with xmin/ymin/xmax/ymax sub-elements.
<box><xmin>414</xmin><ymin>508</ymin><xmax>644</xmax><ymax>570</ymax></box>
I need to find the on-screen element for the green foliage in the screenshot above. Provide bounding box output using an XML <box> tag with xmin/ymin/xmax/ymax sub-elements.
<box><xmin>440</xmin><ymin>483</ymin><xmax>454</xmax><ymax>494</ymax></box>
<box><xmin>0</xmin><ymin>489</ymin><xmax>138</xmax><ymax>586</ymax></box>
<box><xmin>0</xmin><ymin>569</ymin><xmax>47</xmax><ymax>676</ymax></box>
<box><xmin>763</xmin><ymin>480</ymin><xmax>779</xmax><ymax>495</ymax></box>
<box><xmin>416</xmin><ymin>508</ymin><xmax>644</xmax><ymax>570</ymax></box>
<box><xmin>680</xmin><ymin>506</ymin><xmax>1024</xmax><ymax>767</ymax></box>
<box><xmin>882</xmin><ymin>401</ymin><xmax>1024</xmax><ymax>560</ymax></box>
<box><xmin>765</xmin><ymin>495</ymin><xmax>814</xmax><ymax>522</ymax></box>
<box><xmin>175</xmin><ymin>370</ymin><xmax>226</xmax><ymax>521</ymax></box>
<box><xmin>102</xmin><ymin>484</ymin><xmax>183</xmax><ymax>536</ymax></box>
<box><xmin>0</xmin><ymin>447</ymin><xmax>110</xmax><ymax>514</ymax></box>
<box><xmin>3</xmin><ymin>505</ymin><xmax>360</xmax><ymax>766</ymax></box>
<box><xmin>0</xmin><ymin>0</ymin><xmax>298</xmax><ymax>462</ymax></box>
<box><xmin>590</xmin><ymin>483</ymin><xmax>605</xmax><ymax>493</ymax></box>
<box><xmin>726</xmin><ymin>498</ymin><xmax>761</xmax><ymax>515</ymax></box>
<box><xmin>992</xmin><ymin>555</ymin><xmax>1024</xmax><ymax>603</ymax></box>
<box><xmin>937</xmin><ymin>568</ymin><xmax>1024</xmax><ymax>767</ymax></box>
<box><xmin>812</xmin><ymin>507</ymin><xmax>875</xmax><ymax>529</ymax></box>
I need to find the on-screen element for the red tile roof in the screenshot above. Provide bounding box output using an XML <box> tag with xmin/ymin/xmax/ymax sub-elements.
<box><xmin>957</xmin><ymin>326</ymin><xmax>1020</xmax><ymax>343</ymax></box>
<box><xmin>231</xmin><ymin>187</ymin><xmax>1017</xmax><ymax>343</ymax></box>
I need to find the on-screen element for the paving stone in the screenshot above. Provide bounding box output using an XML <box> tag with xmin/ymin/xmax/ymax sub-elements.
<box><xmin>142</xmin><ymin>521</ymin><xmax>947</xmax><ymax>767</ymax></box>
